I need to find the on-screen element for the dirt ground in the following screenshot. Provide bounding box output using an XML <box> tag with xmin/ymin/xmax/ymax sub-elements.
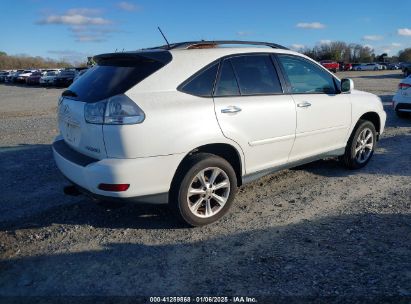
<box><xmin>0</xmin><ymin>70</ymin><xmax>410</xmax><ymax>300</ymax></box>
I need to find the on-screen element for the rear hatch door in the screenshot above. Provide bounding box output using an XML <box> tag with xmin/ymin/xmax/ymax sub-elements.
<box><xmin>57</xmin><ymin>50</ymin><xmax>172</xmax><ymax>160</ymax></box>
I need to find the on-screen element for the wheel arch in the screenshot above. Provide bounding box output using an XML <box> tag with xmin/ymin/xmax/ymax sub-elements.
<box><xmin>359</xmin><ymin>112</ymin><xmax>381</xmax><ymax>132</ymax></box>
<box><xmin>170</xmin><ymin>143</ymin><xmax>244</xmax><ymax>193</ymax></box>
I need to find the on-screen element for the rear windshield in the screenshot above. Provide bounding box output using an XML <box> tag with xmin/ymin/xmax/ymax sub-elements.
<box><xmin>65</xmin><ymin>52</ymin><xmax>171</xmax><ymax>103</ymax></box>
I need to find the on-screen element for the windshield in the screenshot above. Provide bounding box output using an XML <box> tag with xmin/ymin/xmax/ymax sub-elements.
<box><xmin>46</xmin><ymin>71</ymin><xmax>57</xmax><ymax>76</ymax></box>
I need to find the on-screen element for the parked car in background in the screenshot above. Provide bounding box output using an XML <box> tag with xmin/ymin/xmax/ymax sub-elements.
<box><xmin>377</xmin><ymin>63</ymin><xmax>388</xmax><ymax>70</ymax></box>
<box><xmin>54</xmin><ymin>69</ymin><xmax>76</xmax><ymax>87</ymax></box>
<box><xmin>320</xmin><ymin>60</ymin><xmax>339</xmax><ymax>72</ymax></box>
<box><xmin>354</xmin><ymin>63</ymin><xmax>383</xmax><ymax>71</ymax></box>
<box><xmin>39</xmin><ymin>70</ymin><xmax>61</xmax><ymax>86</ymax></box>
<box><xmin>338</xmin><ymin>63</ymin><xmax>352</xmax><ymax>71</ymax></box>
<box><xmin>6</xmin><ymin>70</ymin><xmax>24</xmax><ymax>83</ymax></box>
<box><xmin>388</xmin><ymin>63</ymin><xmax>400</xmax><ymax>70</ymax></box>
<box><xmin>26</xmin><ymin>71</ymin><xmax>45</xmax><ymax>85</ymax></box>
<box><xmin>0</xmin><ymin>71</ymin><xmax>12</xmax><ymax>82</ymax></box>
<box><xmin>393</xmin><ymin>75</ymin><xmax>411</xmax><ymax>118</ymax></box>
<box><xmin>401</xmin><ymin>62</ymin><xmax>411</xmax><ymax>77</ymax></box>
<box><xmin>15</xmin><ymin>70</ymin><xmax>37</xmax><ymax>83</ymax></box>
<box><xmin>53</xmin><ymin>40</ymin><xmax>386</xmax><ymax>226</ymax></box>
<box><xmin>73</xmin><ymin>68</ymin><xmax>88</xmax><ymax>82</ymax></box>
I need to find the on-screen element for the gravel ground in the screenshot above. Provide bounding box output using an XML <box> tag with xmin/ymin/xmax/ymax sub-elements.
<box><xmin>0</xmin><ymin>71</ymin><xmax>410</xmax><ymax>301</ymax></box>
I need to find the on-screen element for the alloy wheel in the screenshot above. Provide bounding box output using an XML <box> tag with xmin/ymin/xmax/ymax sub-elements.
<box><xmin>186</xmin><ymin>167</ymin><xmax>230</xmax><ymax>218</ymax></box>
<box><xmin>355</xmin><ymin>127</ymin><xmax>374</xmax><ymax>163</ymax></box>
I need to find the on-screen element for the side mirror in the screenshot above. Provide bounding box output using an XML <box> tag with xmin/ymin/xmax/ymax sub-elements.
<box><xmin>341</xmin><ymin>78</ymin><xmax>354</xmax><ymax>93</ymax></box>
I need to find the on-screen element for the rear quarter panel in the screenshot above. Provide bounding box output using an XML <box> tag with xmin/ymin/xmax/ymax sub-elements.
<box><xmin>103</xmin><ymin>91</ymin><xmax>245</xmax><ymax>173</ymax></box>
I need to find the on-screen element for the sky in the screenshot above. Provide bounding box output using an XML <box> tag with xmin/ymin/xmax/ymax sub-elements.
<box><xmin>0</xmin><ymin>0</ymin><xmax>410</xmax><ymax>63</ymax></box>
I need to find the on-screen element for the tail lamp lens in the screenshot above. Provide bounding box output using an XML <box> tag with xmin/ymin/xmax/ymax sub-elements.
<box><xmin>399</xmin><ymin>83</ymin><xmax>411</xmax><ymax>90</ymax></box>
<box><xmin>84</xmin><ymin>94</ymin><xmax>144</xmax><ymax>125</ymax></box>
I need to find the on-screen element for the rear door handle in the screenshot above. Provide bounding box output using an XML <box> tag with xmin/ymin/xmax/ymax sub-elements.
<box><xmin>221</xmin><ymin>106</ymin><xmax>242</xmax><ymax>114</ymax></box>
<box><xmin>297</xmin><ymin>102</ymin><xmax>312</xmax><ymax>108</ymax></box>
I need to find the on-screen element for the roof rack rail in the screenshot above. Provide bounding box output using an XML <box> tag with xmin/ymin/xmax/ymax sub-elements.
<box><xmin>147</xmin><ymin>40</ymin><xmax>289</xmax><ymax>51</ymax></box>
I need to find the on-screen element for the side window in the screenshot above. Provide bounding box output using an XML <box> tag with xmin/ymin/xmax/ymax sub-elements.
<box><xmin>230</xmin><ymin>55</ymin><xmax>283</xmax><ymax>95</ymax></box>
<box><xmin>180</xmin><ymin>63</ymin><xmax>219</xmax><ymax>97</ymax></box>
<box><xmin>277</xmin><ymin>55</ymin><xmax>337</xmax><ymax>94</ymax></box>
<box><xmin>214</xmin><ymin>60</ymin><xmax>240</xmax><ymax>97</ymax></box>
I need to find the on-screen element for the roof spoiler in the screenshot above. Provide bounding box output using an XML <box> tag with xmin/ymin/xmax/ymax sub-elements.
<box><xmin>93</xmin><ymin>50</ymin><xmax>172</xmax><ymax>66</ymax></box>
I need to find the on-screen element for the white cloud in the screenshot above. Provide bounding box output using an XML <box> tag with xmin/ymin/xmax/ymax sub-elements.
<box><xmin>75</xmin><ymin>35</ymin><xmax>105</xmax><ymax>42</ymax></box>
<box><xmin>296</xmin><ymin>22</ymin><xmax>325</xmax><ymax>29</ymax></box>
<box><xmin>319</xmin><ymin>40</ymin><xmax>332</xmax><ymax>45</ymax></box>
<box><xmin>66</xmin><ymin>8</ymin><xmax>102</xmax><ymax>16</ymax></box>
<box><xmin>391</xmin><ymin>42</ymin><xmax>402</xmax><ymax>47</ymax></box>
<box><xmin>290</xmin><ymin>44</ymin><xmax>305</xmax><ymax>50</ymax></box>
<box><xmin>398</xmin><ymin>28</ymin><xmax>411</xmax><ymax>36</ymax></box>
<box><xmin>38</xmin><ymin>14</ymin><xmax>111</xmax><ymax>25</ymax></box>
<box><xmin>362</xmin><ymin>35</ymin><xmax>383</xmax><ymax>41</ymax></box>
<box><xmin>37</xmin><ymin>8</ymin><xmax>116</xmax><ymax>43</ymax></box>
<box><xmin>117</xmin><ymin>1</ymin><xmax>139</xmax><ymax>11</ymax></box>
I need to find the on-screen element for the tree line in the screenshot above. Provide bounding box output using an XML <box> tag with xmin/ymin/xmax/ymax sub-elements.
<box><xmin>301</xmin><ymin>42</ymin><xmax>411</xmax><ymax>63</ymax></box>
<box><xmin>0</xmin><ymin>51</ymin><xmax>78</xmax><ymax>70</ymax></box>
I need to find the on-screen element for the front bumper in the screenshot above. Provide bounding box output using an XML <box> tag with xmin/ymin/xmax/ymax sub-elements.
<box><xmin>52</xmin><ymin>137</ymin><xmax>185</xmax><ymax>203</ymax></box>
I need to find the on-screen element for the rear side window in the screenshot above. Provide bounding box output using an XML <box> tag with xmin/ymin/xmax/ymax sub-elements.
<box><xmin>230</xmin><ymin>55</ymin><xmax>282</xmax><ymax>95</ymax></box>
<box><xmin>179</xmin><ymin>63</ymin><xmax>219</xmax><ymax>97</ymax></box>
<box><xmin>277</xmin><ymin>55</ymin><xmax>337</xmax><ymax>94</ymax></box>
<box><xmin>66</xmin><ymin>53</ymin><xmax>171</xmax><ymax>103</ymax></box>
<box><xmin>214</xmin><ymin>60</ymin><xmax>240</xmax><ymax>97</ymax></box>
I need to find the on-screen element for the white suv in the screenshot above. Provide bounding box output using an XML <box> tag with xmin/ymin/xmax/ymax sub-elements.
<box><xmin>53</xmin><ymin>41</ymin><xmax>386</xmax><ymax>226</ymax></box>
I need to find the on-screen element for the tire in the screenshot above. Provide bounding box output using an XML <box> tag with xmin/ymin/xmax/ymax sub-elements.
<box><xmin>342</xmin><ymin>120</ymin><xmax>377</xmax><ymax>169</ymax></box>
<box><xmin>170</xmin><ymin>153</ymin><xmax>238</xmax><ymax>227</ymax></box>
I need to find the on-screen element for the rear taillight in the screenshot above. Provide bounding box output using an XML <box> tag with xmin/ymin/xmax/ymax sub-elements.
<box><xmin>84</xmin><ymin>94</ymin><xmax>145</xmax><ymax>125</ymax></box>
<box><xmin>399</xmin><ymin>83</ymin><xmax>411</xmax><ymax>90</ymax></box>
<box><xmin>98</xmin><ymin>183</ymin><xmax>130</xmax><ymax>192</ymax></box>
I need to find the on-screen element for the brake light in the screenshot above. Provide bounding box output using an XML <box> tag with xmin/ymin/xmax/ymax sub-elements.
<box><xmin>98</xmin><ymin>183</ymin><xmax>130</xmax><ymax>192</ymax></box>
<box><xmin>399</xmin><ymin>83</ymin><xmax>411</xmax><ymax>90</ymax></box>
<box><xmin>84</xmin><ymin>94</ymin><xmax>145</xmax><ymax>125</ymax></box>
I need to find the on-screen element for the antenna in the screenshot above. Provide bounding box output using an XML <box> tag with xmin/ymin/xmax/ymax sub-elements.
<box><xmin>157</xmin><ymin>26</ymin><xmax>170</xmax><ymax>48</ymax></box>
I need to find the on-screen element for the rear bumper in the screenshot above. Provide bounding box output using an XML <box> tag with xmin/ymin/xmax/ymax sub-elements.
<box><xmin>393</xmin><ymin>93</ymin><xmax>411</xmax><ymax>111</ymax></box>
<box><xmin>52</xmin><ymin>137</ymin><xmax>185</xmax><ymax>203</ymax></box>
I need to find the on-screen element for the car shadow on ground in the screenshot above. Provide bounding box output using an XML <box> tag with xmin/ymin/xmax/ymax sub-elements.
<box><xmin>293</xmin><ymin>131</ymin><xmax>411</xmax><ymax>178</ymax></box>
<box><xmin>0</xmin><ymin>213</ymin><xmax>410</xmax><ymax>297</ymax></box>
<box><xmin>0</xmin><ymin>143</ymin><xmax>184</xmax><ymax>231</ymax></box>
<box><xmin>1</xmin><ymin>121</ymin><xmax>410</xmax><ymax>233</ymax></box>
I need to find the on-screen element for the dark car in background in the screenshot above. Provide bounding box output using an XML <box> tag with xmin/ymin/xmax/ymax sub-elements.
<box><xmin>402</xmin><ymin>63</ymin><xmax>411</xmax><ymax>77</ymax></box>
<box><xmin>0</xmin><ymin>71</ymin><xmax>11</xmax><ymax>82</ymax></box>
<box><xmin>15</xmin><ymin>70</ymin><xmax>37</xmax><ymax>83</ymax></box>
<box><xmin>26</xmin><ymin>71</ymin><xmax>45</xmax><ymax>85</ymax></box>
<box><xmin>54</xmin><ymin>70</ymin><xmax>76</xmax><ymax>87</ymax></box>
